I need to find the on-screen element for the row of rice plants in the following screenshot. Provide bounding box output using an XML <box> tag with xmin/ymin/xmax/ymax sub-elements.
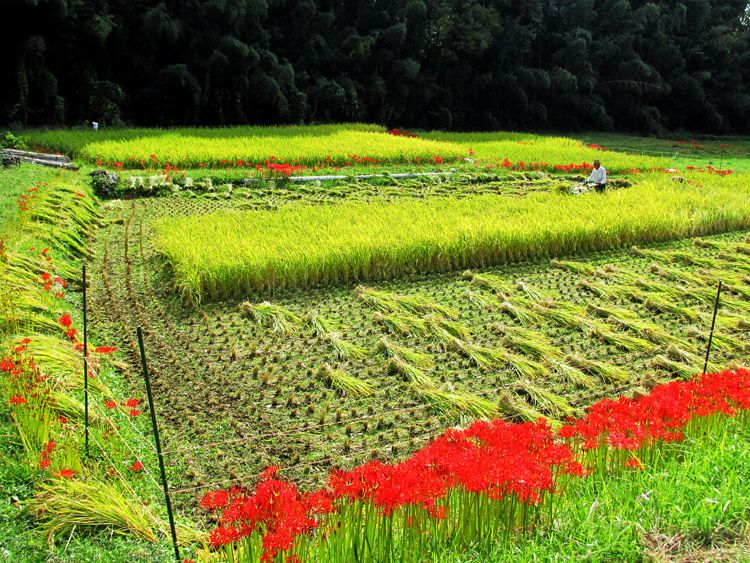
<box><xmin>196</xmin><ymin>368</ymin><xmax>750</xmax><ymax>562</ymax></box>
<box><xmin>0</xmin><ymin>172</ymin><xmax>198</xmax><ymax>548</ymax></box>
<box><xmin>153</xmin><ymin>173</ymin><xmax>750</xmax><ymax>303</ymax></box>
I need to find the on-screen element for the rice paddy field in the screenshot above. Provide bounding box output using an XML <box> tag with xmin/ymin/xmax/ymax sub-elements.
<box><xmin>3</xmin><ymin>125</ymin><xmax>750</xmax><ymax>562</ymax></box>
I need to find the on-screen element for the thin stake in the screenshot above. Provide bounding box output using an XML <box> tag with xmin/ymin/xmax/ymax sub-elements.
<box><xmin>82</xmin><ymin>263</ymin><xmax>89</xmax><ymax>454</ymax></box>
<box><xmin>703</xmin><ymin>281</ymin><xmax>722</xmax><ymax>375</ymax></box>
<box><xmin>137</xmin><ymin>327</ymin><xmax>180</xmax><ymax>562</ymax></box>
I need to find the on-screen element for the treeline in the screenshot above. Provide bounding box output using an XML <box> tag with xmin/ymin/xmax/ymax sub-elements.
<box><xmin>2</xmin><ymin>0</ymin><xmax>750</xmax><ymax>133</ymax></box>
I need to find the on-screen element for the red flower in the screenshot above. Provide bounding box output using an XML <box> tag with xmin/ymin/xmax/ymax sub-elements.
<box><xmin>41</xmin><ymin>272</ymin><xmax>51</xmax><ymax>282</ymax></box>
<box><xmin>125</xmin><ymin>398</ymin><xmax>139</xmax><ymax>408</ymax></box>
<box><xmin>39</xmin><ymin>458</ymin><xmax>50</xmax><ymax>469</ymax></box>
<box><xmin>129</xmin><ymin>409</ymin><xmax>141</xmax><ymax>417</ymax></box>
<box><xmin>57</xmin><ymin>469</ymin><xmax>76</xmax><ymax>479</ymax></box>
<box><xmin>624</xmin><ymin>458</ymin><xmax>643</xmax><ymax>471</ymax></box>
<box><xmin>65</xmin><ymin>327</ymin><xmax>77</xmax><ymax>340</ymax></box>
<box><xmin>105</xmin><ymin>399</ymin><xmax>117</xmax><ymax>409</ymax></box>
<box><xmin>95</xmin><ymin>346</ymin><xmax>118</xmax><ymax>354</ymax></box>
<box><xmin>58</xmin><ymin>416</ymin><xmax>68</xmax><ymax>425</ymax></box>
<box><xmin>9</xmin><ymin>395</ymin><xmax>27</xmax><ymax>405</ymax></box>
<box><xmin>130</xmin><ymin>461</ymin><xmax>144</xmax><ymax>471</ymax></box>
<box><xmin>200</xmin><ymin>490</ymin><xmax>231</xmax><ymax>511</ymax></box>
<box><xmin>59</xmin><ymin>313</ymin><xmax>72</xmax><ymax>328</ymax></box>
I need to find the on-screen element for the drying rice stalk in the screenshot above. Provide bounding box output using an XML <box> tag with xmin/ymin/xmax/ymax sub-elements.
<box><xmin>515</xmin><ymin>281</ymin><xmax>554</xmax><ymax>301</ymax></box>
<box><xmin>494</xmin><ymin>324</ymin><xmax>561</xmax><ymax>360</ymax></box>
<box><xmin>419</xmin><ymin>387</ymin><xmax>499</xmax><ymax>419</ymax></box>
<box><xmin>643</xmin><ymin>294</ymin><xmax>704</xmax><ymax>323</ymax></box>
<box><xmin>424</xmin><ymin>314</ymin><xmax>471</xmax><ymax>340</ymax></box>
<box><xmin>378</xmin><ymin>337</ymin><xmax>434</xmax><ymax>369</ymax></box>
<box><xmin>372</xmin><ymin>312</ymin><xmax>430</xmax><ymax>338</ymax></box>
<box><xmin>240</xmin><ymin>301</ymin><xmax>301</xmax><ymax>335</ymax></box>
<box><xmin>565</xmin><ymin>354</ymin><xmax>630</xmax><ymax>383</ymax></box>
<box><xmin>686</xmin><ymin>326</ymin><xmax>747</xmax><ymax>354</ymax></box>
<box><xmin>463</xmin><ymin>270</ymin><xmax>513</xmax><ymax>294</ymax></box>
<box><xmin>549</xmin><ymin>359</ymin><xmax>597</xmax><ymax>389</ymax></box>
<box><xmin>650</xmin><ymin>355</ymin><xmax>698</xmax><ymax>379</ymax></box>
<box><xmin>498</xmin><ymin>297</ymin><xmax>543</xmax><ymax>326</ymax></box>
<box><xmin>513</xmin><ymin>379</ymin><xmax>578</xmax><ymax>419</ymax></box>
<box><xmin>550</xmin><ymin>259</ymin><xmax>596</xmax><ymax>276</ymax></box>
<box><xmin>327</xmin><ymin>333</ymin><xmax>368</xmax><ymax>361</ymax></box>
<box><xmin>498</xmin><ymin>391</ymin><xmax>548</xmax><ymax>424</ymax></box>
<box><xmin>588</xmin><ymin>326</ymin><xmax>655</xmax><ymax>351</ymax></box>
<box><xmin>320</xmin><ymin>364</ymin><xmax>374</xmax><ymax>397</ymax></box>
<box><xmin>387</xmin><ymin>358</ymin><xmax>436</xmax><ymax>390</ymax></box>
<box><xmin>306</xmin><ymin>312</ymin><xmax>341</xmax><ymax>337</ymax></box>
<box><xmin>465</xmin><ymin>290</ymin><xmax>495</xmax><ymax>309</ymax></box>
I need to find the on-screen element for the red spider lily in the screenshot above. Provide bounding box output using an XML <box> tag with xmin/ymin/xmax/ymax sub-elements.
<box><xmin>75</xmin><ymin>193</ymin><xmax>85</xmax><ymax>198</ymax></box>
<box><xmin>41</xmin><ymin>272</ymin><xmax>51</xmax><ymax>282</ymax></box>
<box><xmin>129</xmin><ymin>408</ymin><xmax>141</xmax><ymax>417</ymax></box>
<box><xmin>125</xmin><ymin>398</ymin><xmax>139</xmax><ymax>408</ymax></box>
<box><xmin>624</xmin><ymin>457</ymin><xmax>643</xmax><ymax>470</ymax></box>
<box><xmin>200</xmin><ymin>490</ymin><xmax>231</xmax><ymax>511</ymax></box>
<box><xmin>9</xmin><ymin>395</ymin><xmax>27</xmax><ymax>405</ymax></box>
<box><xmin>39</xmin><ymin>458</ymin><xmax>50</xmax><ymax>469</ymax></box>
<box><xmin>95</xmin><ymin>346</ymin><xmax>118</xmax><ymax>354</ymax></box>
<box><xmin>57</xmin><ymin>469</ymin><xmax>76</xmax><ymax>479</ymax></box>
<box><xmin>58</xmin><ymin>416</ymin><xmax>68</xmax><ymax>425</ymax></box>
<box><xmin>65</xmin><ymin>327</ymin><xmax>77</xmax><ymax>340</ymax></box>
<box><xmin>105</xmin><ymin>399</ymin><xmax>117</xmax><ymax>409</ymax></box>
<box><xmin>130</xmin><ymin>461</ymin><xmax>144</xmax><ymax>471</ymax></box>
<box><xmin>58</xmin><ymin>313</ymin><xmax>72</xmax><ymax>328</ymax></box>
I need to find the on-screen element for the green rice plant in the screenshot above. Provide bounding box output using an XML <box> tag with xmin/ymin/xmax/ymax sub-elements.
<box><xmin>239</xmin><ymin>301</ymin><xmax>301</xmax><ymax>334</ymax></box>
<box><xmin>565</xmin><ymin>354</ymin><xmax>630</xmax><ymax>383</ymax></box>
<box><xmin>387</xmin><ymin>357</ymin><xmax>437</xmax><ymax>389</ymax></box>
<box><xmin>26</xmin><ymin>478</ymin><xmax>161</xmax><ymax>543</ymax></box>
<box><xmin>423</xmin><ymin>314</ymin><xmax>471</xmax><ymax>340</ymax></box>
<box><xmin>418</xmin><ymin>387</ymin><xmax>499</xmax><ymax>419</ymax></box>
<box><xmin>378</xmin><ymin>337</ymin><xmax>434</xmax><ymax>369</ymax></box>
<box><xmin>319</xmin><ymin>364</ymin><xmax>374</xmax><ymax>397</ymax></box>
<box><xmin>154</xmin><ymin>175</ymin><xmax>750</xmax><ymax>300</ymax></box>
<box><xmin>513</xmin><ymin>379</ymin><xmax>578</xmax><ymax>419</ymax></box>
<box><xmin>549</xmin><ymin>259</ymin><xmax>596</xmax><ymax>276</ymax></box>
<box><xmin>463</xmin><ymin>270</ymin><xmax>514</xmax><ymax>294</ymax></box>
<box><xmin>548</xmin><ymin>358</ymin><xmax>598</xmax><ymax>389</ymax></box>
<box><xmin>372</xmin><ymin>311</ymin><xmax>430</xmax><ymax>338</ymax></box>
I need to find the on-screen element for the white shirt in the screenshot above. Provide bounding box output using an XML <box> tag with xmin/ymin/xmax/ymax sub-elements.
<box><xmin>587</xmin><ymin>166</ymin><xmax>606</xmax><ymax>184</ymax></box>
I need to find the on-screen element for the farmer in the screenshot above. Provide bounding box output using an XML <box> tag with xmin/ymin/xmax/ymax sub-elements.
<box><xmin>586</xmin><ymin>160</ymin><xmax>607</xmax><ymax>192</ymax></box>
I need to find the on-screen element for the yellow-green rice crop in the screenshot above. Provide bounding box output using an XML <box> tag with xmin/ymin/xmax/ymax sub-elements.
<box><xmin>154</xmin><ymin>173</ymin><xmax>750</xmax><ymax>303</ymax></box>
<box><xmin>423</xmin><ymin>130</ymin><xmax>673</xmax><ymax>172</ymax></box>
<box><xmin>26</xmin><ymin>123</ymin><xmax>466</xmax><ymax>168</ymax></box>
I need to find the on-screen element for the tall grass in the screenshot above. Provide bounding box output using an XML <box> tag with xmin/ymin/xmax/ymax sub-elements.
<box><xmin>154</xmin><ymin>174</ymin><xmax>750</xmax><ymax>302</ymax></box>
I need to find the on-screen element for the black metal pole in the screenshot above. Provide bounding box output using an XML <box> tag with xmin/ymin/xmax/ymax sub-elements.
<box><xmin>703</xmin><ymin>281</ymin><xmax>722</xmax><ymax>375</ymax></box>
<box><xmin>82</xmin><ymin>263</ymin><xmax>89</xmax><ymax>455</ymax></box>
<box><xmin>137</xmin><ymin>327</ymin><xmax>180</xmax><ymax>562</ymax></box>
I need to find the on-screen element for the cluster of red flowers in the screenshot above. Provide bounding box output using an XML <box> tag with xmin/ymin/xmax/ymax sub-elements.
<box><xmin>387</xmin><ymin>128</ymin><xmax>418</xmax><ymax>138</ymax></box>
<box><xmin>586</xmin><ymin>143</ymin><xmax>607</xmax><ymax>151</ymax></box>
<box><xmin>497</xmin><ymin>158</ymin><xmax>593</xmax><ymax>172</ymax></box>
<box><xmin>256</xmin><ymin>161</ymin><xmax>305</xmax><ymax>177</ymax></box>
<box><xmin>16</xmin><ymin>183</ymin><xmax>45</xmax><ymax>212</ymax></box>
<box><xmin>685</xmin><ymin>164</ymin><xmax>733</xmax><ymax>176</ymax></box>
<box><xmin>201</xmin><ymin>369</ymin><xmax>750</xmax><ymax>560</ymax></box>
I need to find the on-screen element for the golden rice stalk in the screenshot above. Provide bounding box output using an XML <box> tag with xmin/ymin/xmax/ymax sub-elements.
<box><xmin>372</xmin><ymin>311</ymin><xmax>430</xmax><ymax>338</ymax></box>
<box><xmin>643</xmin><ymin>294</ymin><xmax>705</xmax><ymax>323</ymax></box>
<box><xmin>515</xmin><ymin>281</ymin><xmax>554</xmax><ymax>301</ymax></box>
<box><xmin>424</xmin><ymin>314</ymin><xmax>471</xmax><ymax>340</ymax></box>
<box><xmin>498</xmin><ymin>297</ymin><xmax>543</xmax><ymax>326</ymax></box>
<box><xmin>549</xmin><ymin>259</ymin><xmax>596</xmax><ymax>276</ymax></box>
<box><xmin>387</xmin><ymin>357</ymin><xmax>436</xmax><ymax>389</ymax></box>
<box><xmin>686</xmin><ymin>326</ymin><xmax>747</xmax><ymax>354</ymax></box>
<box><xmin>549</xmin><ymin>359</ymin><xmax>597</xmax><ymax>389</ymax></box>
<box><xmin>240</xmin><ymin>301</ymin><xmax>301</xmax><ymax>334</ymax></box>
<box><xmin>465</xmin><ymin>290</ymin><xmax>496</xmax><ymax>309</ymax></box>
<box><xmin>588</xmin><ymin>326</ymin><xmax>656</xmax><ymax>352</ymax></box>
<box><xmin>378</xmin><ymin>337</ymin><xmax>433</xmax><ymax>369</ymax></box>
<box><xmin>650</xmin><ymin>355</ymin><xmax>699</xmax><ymax>379</ymax></box>
<box><xmin>327</xmin><ymin>333</ymin><xmax>368</xmax><ymax>361</ymax></box>
<box><xmin>320</xmin><ymin>364</ymin><xmax>374</xmax><ymax>397</ymax></box>
<box><xmin>463</xmin><ymin>270</ymin><xmax>514</xmax><ymax>294</ymax></box>
<box><xmin>419</xmin><ymin>387</ymin><xmax>499</xmax><ymax>419</ymax></box>
<box><xmin>498</xmin><ymin>391</ymin><xmax>548</xmax><ymax>424</ymax></box>
<box><xmin>513</xmin><ymin>379</ymin><xmax>578</xmax><ymax>419</ymax></box>
<box><xmin>565</xmin><ymin>354</ymin><xmax>630</xmax><ymax>384</ymax></box>
<box><xmin>306</xmin><ymin>311</ymin><xmax>341</xmax><ymax>337</ymax></box>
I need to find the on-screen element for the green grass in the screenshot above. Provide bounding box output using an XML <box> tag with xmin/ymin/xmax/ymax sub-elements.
<box><xmin>153</xmin><ymin>173</ymin><xmax>750</xmax><ymax>302</ymax></box>
<box><xmin>438</xmin><ymin>415</ymin><xmax>750</xmax><ymax>561</ymax></box>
